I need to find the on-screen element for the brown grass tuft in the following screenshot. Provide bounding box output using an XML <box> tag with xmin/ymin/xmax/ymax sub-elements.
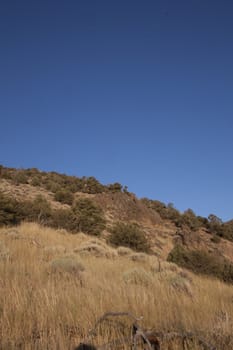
<box><xmin>116</xmin><ymin>246</ymin><xmax>133</xmax><ymax>256</ymax></box>
<box><xmin>0</xmin><ymin>240</ymin><xmax>10</xmax><ymax>260</ymax></box>
<box><xmin>123</xmin><ymin>267</ymin><xmax>152</xmax><ymax>286</ymax></box>
<box><xmin>50</xmin><ymin>256</ymin><xmax>85</xmax><ymax>276</ymax></box>
<box><xmin>74</xmin><ymin>240</ymin><xmax>117</xmax><ymax>259</ymax></box>
<box><xmin>130</xmin><ymin>252</ymin><xmax>148</xmax><ymax>262</ymax></box>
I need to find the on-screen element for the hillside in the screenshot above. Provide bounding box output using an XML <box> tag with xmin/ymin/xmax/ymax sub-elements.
<box><xmin>0</xmin><ymin>222</ymin><xmax>233</xmax><ymax>349</ymax></box>
<box><xmin>1</xmin><ymin>165</ymin><xmax>233</xmax><ymax>265</ymax></box>
<box><xmin>1</xmin><ymin>166</ymin><xmax>233</xmax><ymax>349</ymax></box>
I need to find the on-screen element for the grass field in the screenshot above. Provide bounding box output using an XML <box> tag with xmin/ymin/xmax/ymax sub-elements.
<box><xmin>0</xmin><ymin>223</ymin><xmax>233</xmax><ymax>349</ymax></box>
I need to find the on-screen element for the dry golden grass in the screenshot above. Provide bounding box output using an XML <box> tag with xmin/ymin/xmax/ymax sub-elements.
<box><xmin>0</xmin><ymin>223</ymin><xmax>233</xmax><ymax>349</ymax></box>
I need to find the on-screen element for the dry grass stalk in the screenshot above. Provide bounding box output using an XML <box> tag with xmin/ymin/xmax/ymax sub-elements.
<box><xmin>0</xmin><ymin>223</ymin><xmax>232</xmax><ymax>349</ymax></box>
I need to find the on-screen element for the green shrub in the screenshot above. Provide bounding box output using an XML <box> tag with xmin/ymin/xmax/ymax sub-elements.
<box><xmin>82</xmin><ymin>176</ymin><xmax>105</xmax><ymax>194</ymax></box>
<box><xmin>221</xmin><ymin>223</ymin><xmax>233</xmax><ymax>242</ymax></box>
<box><xmin>141</xmin><ymin>198</ymin><xmax>166</xmax><ymax>214</ymax></box>
<box><xmin>0</xmin><ymin>194</ymin><xmax>103</xmax><ymax>235</ymax></box>
<box><xmin>142</xmin><ymin>199</ymin><xmax>182</xmax><ymax>222</ymax></box>
<box><xmin>20</xmin><ymin>195</ymin><xmax>52</xmax><ymax>224</ymax></box>
<box><xmin>0</xmin><ymin>190</ymin><xmax>51</xmax><ymax>228</ymax></box>
<box><xmin>109</xmin><ymin>222</ymin><xmax>149</xmax><ymax>252</ymax></box>
<box><xmin>50</xmin><ymin>209</ymin><xmax>78</xmax><ymax>232</ymax></box>
<box><xmin>142</xmin><ymin>199</ymin><xmax>203</xmax><ymax>232</ymax></box>
<box><xmin>72</xmin><ymin>198</ymin><xmax>106</xmax><ymax>236</ymax></box>
<box><xmin>209</xmin><ymin>222</ymin><xmax>233</xmax><ymax>243</ymax></box>
<box><xmin>108</xmin><ymin>182</ymin><xmax>123</xmax><ymax>193</ymax></box>
<box><xmin>44</xmin><ymin>181</ymin><xmax>60</xmax><ymax>193</ymax></box>
<box><xmin>0</xmin><ymin>192</ymin><xmax>21</xmax><ymax>226</ymax></box>
<box><xmin>167</xmin><ymin>245</ymin><xmax>233</xmax><ymax>283</ymax></box>
<box><xmin>180</xmin><ymin>209</ymin><xmax>202</xmax><ymax>231</ymax></box>
<box><xmin>54</xmin><ymin>189</ymin><xmax>74</xmax><ymax>205</ymax></box>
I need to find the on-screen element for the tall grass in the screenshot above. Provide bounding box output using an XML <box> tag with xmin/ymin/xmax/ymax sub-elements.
<box><xmin>0</xmin><ymin>223</ymin><xmax>233</xmax><ymax>349</ymax></box>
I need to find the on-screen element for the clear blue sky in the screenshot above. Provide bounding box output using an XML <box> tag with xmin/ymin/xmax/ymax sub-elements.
<box><xmin>1</xmin><ymin>0</ymin><xmax>233</xmax><ymax>221</ymax></box>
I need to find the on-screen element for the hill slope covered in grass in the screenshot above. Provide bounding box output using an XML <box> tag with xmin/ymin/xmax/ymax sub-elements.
<box><xmin>1</xmin><ymin>165</ymin><xmax>233</xmax><ymax>277</ymax></box>
<box><xmin>1</xmin><ymin>165</ymin><xmax>233</xmax><ymax>348</ymax></box>
<box><xmin>0</xmin><ymin>222</ymin><xmax>233</xmax><ymax>349</ymax></box>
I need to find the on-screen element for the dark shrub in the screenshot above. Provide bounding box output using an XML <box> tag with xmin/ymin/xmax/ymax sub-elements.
<box><xmin>109</xmin><ymin>222</ymin><xmax>149</xmax><ymax>252</ymax></box>
<box><xmin>54</xmin><ymin>190</ymin><xmax>74</xmax><ymax>205</ymax></box>
<box><xmin>205</xmin><ymin>214</ymin><xmax>233</xmax><ymax>242</ymax></box>
<box><xmin>180</xmin><ymin>209</ymin><xmax>202</xmax><ymax>231</ymax></box>
<box><xmin>142</xmin><ymin>199</ymin><xmax>183</xmax><ymax>224</ymax></box>
<box><xmin>82</xmin><ymin>177</ymin><xmax>105</xmax><ymax>194</ymax></box>
<box><xmin>168</xmin><ymin>245</ymin><xmax>233</xmax><ymax>283</ymax></box>
<box><xmin>51</xmin><ymin>209</ymin><xmax>78</xmax><ymax>232</ymax></box>
<box><xmin>0</xmin><ymin>192</ymin><xmax>21</xmax><ymax>226</ymax></box>
<box><xmin>72</xmin><ymin>198</ymin><xmax>106</xmax><ymax>236</ymax></box>
<box><xmin>20</xmin><ymin>195</ymin><xmax>52</xmax><ymax>224</ymax></box>
<box><xmin>108</xmin><ymin>182</ymin><xmax>123</xmax><ymax>193</ymax></box>
<box><xmin>221</xmin><ymin>222</ymin><xmax>233</xmax><ymax>242</ymax></box>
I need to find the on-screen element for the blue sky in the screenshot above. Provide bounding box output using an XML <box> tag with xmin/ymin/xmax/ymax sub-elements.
<box><xmin>1</xmin><ymin>0</ymin><xmax>233</xmax><ymax>221</ymax></box>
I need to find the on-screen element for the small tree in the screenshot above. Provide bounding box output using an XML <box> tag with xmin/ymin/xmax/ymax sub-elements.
<box><xmin>72</xmin><ymin>198</ymin><xmax>106</xmax><ymax>236</ymax></box>
<box><xmin>109</xmin><ymin>222</ymin><xmax>149</xmax><ymax>252</ymax></box>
